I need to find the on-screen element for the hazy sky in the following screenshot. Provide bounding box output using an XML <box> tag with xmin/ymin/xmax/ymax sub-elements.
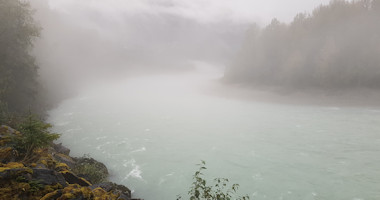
<box><xmin>49</xmin><ymin>0</ymin><xmax>331</xmax><ymax>24</ymax></box>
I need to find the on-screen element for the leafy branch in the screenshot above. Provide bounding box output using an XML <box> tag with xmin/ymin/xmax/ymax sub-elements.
<box><xmin>177</xmin><ymin>161</ymin><xmax>250</xmax><ymax>200</ymax></box>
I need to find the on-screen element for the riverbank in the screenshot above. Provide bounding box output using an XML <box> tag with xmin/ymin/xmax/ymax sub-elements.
<box><xmin>209</xmin><ymin>82</ymin><xmax>380</xmax><ymax>107</ymax></box>
<box><xmin>0</xmin><ymin>125</ymin><xmax>142</xmax><ymax>200</ymax></box>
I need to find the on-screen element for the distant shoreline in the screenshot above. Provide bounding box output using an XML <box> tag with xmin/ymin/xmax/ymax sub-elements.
<box><xmin>207</xmin><ymin>82</ymin><xmax>380</xmax><ymax>108</ymax></box>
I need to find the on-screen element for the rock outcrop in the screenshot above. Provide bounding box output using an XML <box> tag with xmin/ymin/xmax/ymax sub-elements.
<box><xmin>0</xmin><ymin>125</ymin><xmax>141</xmax><ymax>200</ymax></box>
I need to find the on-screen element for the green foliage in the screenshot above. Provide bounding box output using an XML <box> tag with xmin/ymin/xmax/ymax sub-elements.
<box><xmin>177</xmin><ymin>161</ymin><xmax>250</xmax><ymax>200</ymax></box>
<box><xmin>0</xmin><ymin>101</ymin><xmax>8</xmax><ymax>124</ymax></box>
<box><xmin>72</xmin><ymin>154</ymin><xmax>108</xmax><ymax>184</ymax></box>
<box><xmin>12</xmin><ymin>114</ymin><xmax>60</xmax><ymax>161</ymax></box>
<box><xmin>0</xmin><ymin>0</ymin><xmax>42</xmax><ymax>115</ymax></box>
<box><xmin>28</xmin><ymin>180</ymin><xmax>44</xmax><ymax>193</ymax></box>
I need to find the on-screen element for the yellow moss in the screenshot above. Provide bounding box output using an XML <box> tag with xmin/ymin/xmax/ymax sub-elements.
<box><xmin>0</xmin><ymin>136</ymin><xmax>11</xmax><ymax>146</ymax></box>
<box><xmin>40</xmin><ymin>190</ymin><xmax>60</xmax><ymax>200</ymax></box>
<box><xmin>79</xmin><ymin>177</ymin><xmax>92</xmax><ymax>186</ymax></box>
<box><xmin>92</xmin><ymin>187</ymin><xmax>107</xmax><ymax>196</ymax></box>
<box><xmin>0</xmin><ymin>147</ymin><xmax>13</xmax><ymax>159</ymax></box>
<box><xmin>0</xmin><ymin>180</ymin><xmax>38</xmax><ymax>199</ymax></box>
<box><xmin>55</xmin><ymin>162</ymin><xmax>69</xmax><ymax>168</ymax></box>
<box><xmin>92</xmin><ymin>187</ymin><xmax>121</xmax><ymax>200</ymax></box>
<box><xmin>0</xmin><ymin>162</ymin><xmax>25</xmax><ymax>172</ymax></box>
<box><xmin>60</xmin><ymin>192</ymin><xmax>76</xmax><ymax>199</ymax></box>
<box><xmin>43</xmin><ymin>183</ymin><xmax>63</xmax><ymax>193</ymax></box>
<box><xmin>38</xmin><ymin>154</ymin><xmax>57</xmax><ymax>169</ymax></box>
<box><xmin>59</xmin><ymin>170</ymin><xmax>71</xmax><ymax>175</ymax></box>
<box><xmin>5</xmin><ymin>162</ymin><xmax>24</xmax><ymax>168</ymax></box>
<box><xmin>55</xmin><ymin>184</ymin><xmax>95</xmax><ymax>200</ymax></box>
<box><xmin>40</xmin><ymin>159</ymin><xmax>48</xmax><ymax>166</ymax></box>
<box><xmin>35</xmin><ymin>149</ymin><xmax>44</xmax><ymax>154</ymax></box>
<box><xmin>81</xmin><ymin>186</ymin><xmax>93</xmax><ymax>198</ymax></box>
<box><xmin>55</xmin><ymin>162</ymin><xmax>70</xmax><ymax>172</ymax></box>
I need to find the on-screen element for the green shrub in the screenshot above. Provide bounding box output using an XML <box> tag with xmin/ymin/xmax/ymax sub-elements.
<box><xmin>177</xmin><ymin>161</ymin><xmax>250</xmax><ymax>200</ymax></box>
<box><xmin>12</xmin><ymin>114</ymin><xmax>60</xmax><ymax>161</ymax></box>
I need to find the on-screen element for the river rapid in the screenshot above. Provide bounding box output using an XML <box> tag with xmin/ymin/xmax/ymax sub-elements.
<box><xmin>48</xmin><ymin>64</ymin><xmax>380</xmax><ymax>200</ymax></box>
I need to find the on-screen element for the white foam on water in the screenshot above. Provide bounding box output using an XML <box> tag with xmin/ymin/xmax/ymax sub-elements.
<box><xmin>126</xmin><ymin>165</ymin><xmax>143</xmax><ymax>180</ymax></box>
<box><xmin>56</xmin><ymin>121</ymin><xmax>70</xmax><ymax>126</ymax></box>
<box><xmin>65</xmin><ymin>128</ymin><xmax>82</xmax><ymax>132</ymax></box>
<box><xmin>96</xmin><ymin>142</ymin><xmax>112</xmax><ymax>150</ymax></box>
<box><xmin>131</xmin><ymin>147</ymin><xmax>146</xmax><ymax>153</ymax></box>
<box><xmin>63</xmin><ymin>112</ymin><xmax>75</xmax><ymax>116</ymax></box>
<box><xmin>96</xmin><ymin>136</ymin><xmax>107</xmax><ymax>140</ymax></box>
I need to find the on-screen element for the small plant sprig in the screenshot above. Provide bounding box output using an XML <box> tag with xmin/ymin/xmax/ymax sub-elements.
<box><xmin>177</xmin><ymin>161</ymin><xmax>250</xmax><ymax>200</ymax></box>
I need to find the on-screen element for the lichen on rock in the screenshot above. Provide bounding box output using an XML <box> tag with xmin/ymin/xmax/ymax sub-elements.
<box><xmin>0</xmin><ymin>125</ymin><xmax>136</xmax><ymax>200</ymax></box>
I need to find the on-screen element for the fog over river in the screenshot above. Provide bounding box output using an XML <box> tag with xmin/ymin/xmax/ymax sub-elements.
<box><xmin>48</xmin><ymin>63</ymin><xmax>380</xmax><ymax>200</ymax></box>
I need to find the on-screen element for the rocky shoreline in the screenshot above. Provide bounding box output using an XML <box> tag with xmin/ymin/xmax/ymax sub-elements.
<box><xmin>0</xmin><ymin>125</ymin><xmax>142</xmax><ymax>200</ymax></box>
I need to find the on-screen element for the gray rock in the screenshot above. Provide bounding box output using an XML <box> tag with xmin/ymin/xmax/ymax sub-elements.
<box><xmin>53</xmin><ymin>143</ymin><xmax>70</xmax><ymax>155</ymax></box>
<box><xmin>75</xmin><ymin>157</ymin><xmax>108</xmax><ymax>176</ymax></box>
<box><xmin>61</xmin><ymin>171</ymin><xmax>91</xmax><ymax>186</ymax></box>
<box><xmin>0</xmin><ymin>168</ymin><xmax>31</xmax><ymax>179</ymax></box>
<box><xmin>32</xmin><ymin>168</ymin><xmax>68</xmax><ymax>187</ymax></box>
<box><xmin>53</xmin><ymin>153</ymin><xmax>76</xmax><ymax>169</ymax></box>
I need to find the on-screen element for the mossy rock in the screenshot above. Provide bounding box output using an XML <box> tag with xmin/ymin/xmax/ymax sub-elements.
<box><xmin>52</xmin><ymin>143</ymin><xmax>71</xmax><ymax>155</ymax></box>
<box><xmin>89</xmin><ymin>182</ymin><xmax>131</xmax><ymax>200</ymax></box>
<box><xmin>60</xmin><ymin>171</ymin><xmax>91</xmax><ymax>187</ymax></box>
<box><xmin>73</xmin><ymin>156</ymin><xmax>108</xmax><ymax>184</ymax></box>
<box><xmin>32</xmin><ymin>168</ymin><xmax>68</xmax><ymax>187</ymax></box>
<box><xmin>53</xmin><ymin>153</ymin><xmax>76</xmax><ymax>169</ymax></box>
<box><xmin>0</xmin><ymin>162</ymin><xmax>32</xmax><ymax>180</ymax></box>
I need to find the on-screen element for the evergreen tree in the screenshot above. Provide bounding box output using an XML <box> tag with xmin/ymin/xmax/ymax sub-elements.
<box><xmin>0</xmin><ymin>0</ymin><xmax>41</xmax><ymax>116</ymax></box>
<box><xmin>225</xmin><ymin>0</ymin><xmax>380</xmax><ymax>90</ymax></box>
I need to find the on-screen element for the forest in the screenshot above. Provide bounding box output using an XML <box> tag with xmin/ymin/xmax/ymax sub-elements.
<box><xmin>0</xmin><ymin>0</ymin><xmax>45</xmax><ymax>123</ymax></box>
<box><xmin>224</xmin><ymin>0</ymin><xmax>380</xmax><ymax>91</ymax></box>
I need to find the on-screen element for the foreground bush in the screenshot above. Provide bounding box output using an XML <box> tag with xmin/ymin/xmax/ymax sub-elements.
<box><xmin>177</xmin><ymin>161</ymin><xmax>250</xmax><ymax>200</ymax></box>
<box><xmin>12</xmin><ymin>114</ymin><xmax>60</xmax><ymax>162</ymax></box>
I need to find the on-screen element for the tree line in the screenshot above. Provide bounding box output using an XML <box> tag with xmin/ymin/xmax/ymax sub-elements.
<box><xmin>0</xmin><ymin>0</ymin><xmax>44</xmax><ymax>123</ymax></box>
<box><xmin>224</xmin><ymin>0</ymin><xmax>380</xmax><ymax>91</ymax></box>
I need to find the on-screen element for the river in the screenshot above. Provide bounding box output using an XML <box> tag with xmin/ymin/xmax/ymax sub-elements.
<box><xmin>48</xmin><ymin>64</ymin><xmax>380</xmax><ymax>200</ymax></box>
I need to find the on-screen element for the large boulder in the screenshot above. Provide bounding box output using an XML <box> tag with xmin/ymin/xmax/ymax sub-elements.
<box><xmin>32</xmin><ymin>168</ymin><xmax>68</xmax><ymax>187</ymax></box>
<box><xmin>0</xmin><ymin>167</ymin><xmax>32</xmax><ymax>180</ymax></box>
<box><xmin>60</xmin><ymin>171</ymin><xmax>91</xmax><ymax>186</ymax></box>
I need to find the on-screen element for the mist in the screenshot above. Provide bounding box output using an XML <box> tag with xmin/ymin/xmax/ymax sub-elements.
<box><xmin>224</xmin><ymin>1</ymin><xmax>380</xmax><ymax>93</ymax></box>
<box><xmin>28</xmin><ymin>0</ymin><xmax>336</xmax><ymax>102</ymax></box>
<box><xmin>2</xmin><ymin>0</ymin><xmax>380</xmax><ymax>200</ymax></box>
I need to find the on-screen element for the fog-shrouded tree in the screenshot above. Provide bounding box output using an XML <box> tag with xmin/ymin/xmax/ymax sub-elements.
<box><xmin>224</xmin><ymin>0</ymin><xmax>380</xmax><ymax>91</ymax></box>
<box><xmin>0</xmin><ymin>0</ymin><xmax>41</xmax><ymax>119</ymax></box>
